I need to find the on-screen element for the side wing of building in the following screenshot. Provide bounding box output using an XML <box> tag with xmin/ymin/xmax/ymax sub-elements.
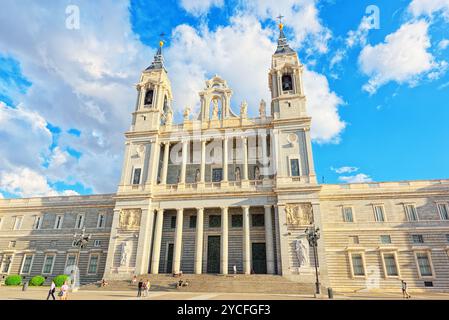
<box><xmin>0</xmin><ymin>195</ymin><xmax>115</xmax><ymax>284</ymax></box>
<box><xmin>320</xmin><ymin>179</ymin><xmax>449</xmax><ymax>292</ymax></box>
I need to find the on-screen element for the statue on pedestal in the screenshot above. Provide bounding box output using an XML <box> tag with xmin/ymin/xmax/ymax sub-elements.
<box><xmin>212</xmin><ymin>99</ymin><xmax>219</xmax><ymax>120</ymax></box>
<box><xmin>240</xmin><ymin>101</ymin><xmax>248</xmax><ymax>118</ymax></box>
<box><xmin>120</xmin><ymin>241</ymin><xmax>132</xmax><ymax>267</ymax></box>
<box><xmin>183</xmin><ymin>107</ymin><xmax>191</xmax><ymax>121</ymax></box>
<box><xmin>259</xmin><ymin>99</ymin><xmax>266</xmax><ymax>118</ymax></box>
<box><xmin>294</xmin><ymin>238</ymin><xmax>310</xmax><ymax>269</ymax></box>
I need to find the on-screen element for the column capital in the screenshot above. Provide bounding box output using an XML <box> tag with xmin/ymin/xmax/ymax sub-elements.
<box><xmin>176</xmin><ymin>208</ymin><xmax>184</xmax><ymax>213</ymax></box>
<box><xmin>264</xmin><ymin>205</ymin><xmax>273</xmax><ymax>209</ymax></box>
<box><xmin>197</xmin><ymin>207</ymin><xmax>204</xmax><ymax>211</ymax></box>
<box><xmin>220</xmin><ymin>206</ymin><xmax>228</xmax><ymax>212</ymax></box>
<box><xmin>157</xmin><ymin>208</ymin><xmax>165</xmax><ymax>214</ymax></box>
<box><xmin>241</xmin><ymin>205</ymin><xmax>250</xmax><ymax>210</ymax></box>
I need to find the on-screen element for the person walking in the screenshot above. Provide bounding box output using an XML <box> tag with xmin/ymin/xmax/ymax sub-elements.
<box><xmin>59</xmin><ymin>281</ymin><xmax>69</xmax><ymax>300</ymax></box>
<box><xmin>145</xmin><ymin>279</ymin><xmax>150</xmax><ymax>297</ymax></box>
<box><xmin>401</xmin><ymin>280</ymin><xmax>411</xmax><ymax>299</ymax></box>
<box><xmin>46</xmin><ymin>281</ymin><xmax>56</xmax><ymax>300</ymax></box>
<box><xmin>137</xmin><ymin>279</ymin><xmax>143</xmax><ymax>297</ymax></box>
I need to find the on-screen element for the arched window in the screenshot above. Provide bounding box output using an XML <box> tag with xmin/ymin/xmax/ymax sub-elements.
<box><xmin>282</xmin><ymin>74</ymin><xmax>293</xmax><ymax>91</ymax></box>
<box><xmin>144</xmin><ymin>89</ymin><xmax>154</xmax><ymax>105</ymax></box>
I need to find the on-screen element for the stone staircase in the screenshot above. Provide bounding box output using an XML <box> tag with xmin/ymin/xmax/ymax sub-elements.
<box><xmin>81</xmin><ymin>274</ymin><xmax>320</xmax><ymax>294</ymax></box>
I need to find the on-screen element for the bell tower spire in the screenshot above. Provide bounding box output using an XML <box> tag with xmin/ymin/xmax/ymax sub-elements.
<box><xmin>132</xmin><ymin>33</ymin><xmax>173</xmax><ymax>132</ymax></box>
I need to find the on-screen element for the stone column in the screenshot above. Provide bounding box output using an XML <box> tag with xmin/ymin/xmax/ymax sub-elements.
<box><xmin>277</xmin><ymin>205</ymin><xmax>291</xmax><ymax>276</ymax></box>
<box><xmin>242</xmin><ymin>137</ymin><xmax>248</xmax><ymax>181</ymax></box>
<box><xmin>150</xmin><ymin>209</ymin><xmax>164</xmax><ymax>274</ymax></box>
<box><xmin>264</xmin><ymin>205</ymin><xmax>275</xmax><ymax>274</ymax></box>
<box><xmin>161</xmin><ymin>142</ymin><xmax>170</xmax><ymax>184</ymax></box>
<box><xmin>173</xmin><ymin>208</ymin><xmax>184</xmax><ymax>274</ymax></box>
<box><xmin>179</xmin><ymin>139</ymin><xmax>188</xmax><ymax>184</ymax></box>
<box><xmin>242</xmin><ymin>206</ymin><xmax>251</xmax><ymax>274</ymax></box>
<box><xmin>200</xmin><ymin>139</ymin><xmax>206</xmax><ymax>183</ymax></box>
<box><xmin>222</xmin><ymin>137</ymin><xmax>228</xmax><ymax>183</ymax></box>
<box><xmin>221</xmin><ymin>207</ymin><xmax>229</xmax><ymax>275</ymax></box>
<box><xmin>194</xmin><ymin>208</ymin><xmax>204</xmax><ymax>274</ymax></box>
<box><xmin>103</xmin><ymin>208</ymin><xmax>121</xmax><ymax>279</ymax></box>
<box><xmin>304</xmin><ymin>128</ymin><xmax>317</xmax><ymax>183</ymax></box>
<box><xmin>135</xmin><ymin>207</ymin><xmax>155</xmax><ymax>275</ymax></box>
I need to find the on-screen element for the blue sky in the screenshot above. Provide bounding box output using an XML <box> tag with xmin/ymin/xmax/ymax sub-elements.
<box><xmin>0</xmin><ymin>0</ymin><xmax>448</xmax><ymax>198</ymax></box>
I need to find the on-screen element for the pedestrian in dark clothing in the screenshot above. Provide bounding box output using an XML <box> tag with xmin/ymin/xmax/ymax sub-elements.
<box><xmin>46</xmin><ymin>281</ymin><xmax>56</xmax><ymax>300</ymax></box>
<box><xmin>137</xmin><ymin>279</ymin><xmax>143</xmax><ymax>297</ymax></box>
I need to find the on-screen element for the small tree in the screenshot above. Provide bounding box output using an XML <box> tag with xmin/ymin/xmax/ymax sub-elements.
<box><xmin>29</xmin><ymin>275</ymin><xmax>46</xmax><ymax>286</ymax></box>
<box><xmin>5</xmin><ymin>275</ymin><xmax>22</xmax><ymax>286</ymax></box>
<box><xmin>53</xmin><ymin>274</ymin><xmax>69</xmax><ymax>287</ymax></box>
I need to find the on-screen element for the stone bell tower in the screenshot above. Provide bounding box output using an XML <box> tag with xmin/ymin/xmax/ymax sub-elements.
<box><xmin>132</xmin><ymin>40</ymin><xmax>174</xmax><ymax>132</ymax></box>
<box><xmin>269</xmin><ymin>21</ymin><xmax>316</xmax><ymax>185</ymax></box>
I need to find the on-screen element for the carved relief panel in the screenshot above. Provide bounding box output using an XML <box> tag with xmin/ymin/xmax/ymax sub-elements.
<box><xmin>285</xmin><ymin>203</ymin><xmax>313</xmax><ymax>227</ymax></box>
<box><xmin>118</xmin><ymin>209</ymin><xmax>142</xmax><ymax>230</ymax></box>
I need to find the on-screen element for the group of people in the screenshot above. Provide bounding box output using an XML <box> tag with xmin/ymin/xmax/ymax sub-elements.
<box><xmin>46</xmin><ymin>280</ymin><xmax>69</xmax><ymax>300</ymax></box>
<box><xmin>133</xmin><ymin>276</ymin><xmax>151</xmax><ymax>298</ymax></box>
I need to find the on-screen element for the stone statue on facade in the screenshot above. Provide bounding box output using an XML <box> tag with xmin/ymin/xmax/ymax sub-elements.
<box><xmin>119</xmin><ymin>209</ymin><xmax>141</xmax><ymax>230</ymax></box>
<box><xmin>195</xmin><ymin>169</ymin><xmax>200</xmax><ymax>183</ymax></box>
<box><xmin>166</xmin><ymin>109</ymin><xmax>173</xmax><ymax>125</ymax></box>
<box><xmin>183</xmin><ymin>106</ymin><xmax>190</xmax><ymax>121</ymax></box>
<box><xmin>240</xmin><ymin>101</ymin><xmax>248</xmax><ymax>118</ymax></box>
<box><xmin>294</xmin><ymin>238</ymin><xmax>310</xmax><ymax>268</ymax></box>
<box><xmin>285</xmin><ymin>204</ymin><xmax>313</xmax><ymax>226</ymax></box>
<box><xmin>212</xmin><ymin>99</ymin><xmax>219</xmax><ymax>120</ymax></box>
<box><xmin>254</xmin><ymin>166</ymin><xmax>261</xmax><ymax>180</ymax></box>
<box><xmin>259</xmin><ymin>99</ymin><xmax>266</xmax><ymax>118</ymax></box>
<box><xmin>235</xmin><ymin>167</ymin><xmax>241</xmax><ymax>181</ymax></box>
<box><xmin>120</xmin><ymin>241</ymin><xmax>132</xmax><ymax>267</ymax></box>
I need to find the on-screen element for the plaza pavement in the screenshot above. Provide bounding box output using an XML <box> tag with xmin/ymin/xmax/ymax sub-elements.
<box><xmin>0</xmin><ymin>286</ymin><xmax>449</xmax><ymax>300</ymax></box>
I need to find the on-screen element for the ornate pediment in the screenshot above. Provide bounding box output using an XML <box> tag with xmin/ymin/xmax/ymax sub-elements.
<box><xmin>285</xmin><ymin>203</ymin><xmax>313</xmax><ymax>226</ymax></box>
<box><xmin>119</xmin><ymin>209</ymin><xmax>142</xmax><ymax>230</ymax></box>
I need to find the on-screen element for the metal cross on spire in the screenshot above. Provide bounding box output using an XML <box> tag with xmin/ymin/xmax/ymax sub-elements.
<box><xmin>276</xmin><ymin>14</ymin><xmax>284</xmax><ymax>24</ymax></box>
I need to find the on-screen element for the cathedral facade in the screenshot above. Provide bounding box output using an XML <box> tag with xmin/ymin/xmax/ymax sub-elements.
<box><xmin>1</xmin><ymin>25</ymin><xmax>449</xmax><ymax>293</ymax></box>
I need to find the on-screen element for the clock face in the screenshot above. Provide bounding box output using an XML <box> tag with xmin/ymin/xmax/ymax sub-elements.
<box><xmin>287</xmin><ymin>133</ymin><xmax>298</xmax><ymax>144</ymax></box>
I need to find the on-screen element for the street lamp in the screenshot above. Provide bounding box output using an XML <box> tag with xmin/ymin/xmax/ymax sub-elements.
<box><xmin>305</xmin><ymin>226</ymin><xmax>320</xmax><ymax>295</ymax></box>
<box><xmin>71</xmin><ymin>228</ymin><xmax>91</xmax><ymax>290</ymax></box>
<box><xmin>73</xmin><ymin>227</ymin><xmax>91</xmax><ymax>249</ymax></box>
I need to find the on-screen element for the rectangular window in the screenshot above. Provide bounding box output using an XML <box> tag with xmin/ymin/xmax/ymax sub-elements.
<box><xmin>33</xmin><ymin>216</ymin><xmax>42</xmax><ymax>230</ymax></box>
<box><xmin>97</xmin><ymin>214</ymin><xmax>105</xmax><ymax>228</ymax></box>
<box><xmin>1</xmin><ymin>255</ymin><xmax>13</xmax><ymax>273</ymax></box>
<box><xmin>75</xmin><ymin>214</ymin><xmax>85</xmax><ymax>229</ymax></box>
<box><xmin>65</xmin><ymin>254</ymin><xmax>77</xmax><ymax>268</ymax></box>
<box><xmin>343</xmin><ymin>207</ymin><xmax>354</xmax><ymax>222</ymax></box>
<box><xmin>13</xmin><ymin>216</ymin><xmax>23</xmax><ymax>230</ymax></box>
<box><xmin>412</xmin><ymin>234</ymin><xmax>424</xmax><ymax>244</ymax></box>
<box><xmin>54</xmin><ymin>215</ymin><xmax>63</xmax><ymax>229</ymax></box>
<box><xmin>170</xmin><ymin>216</ymin><xmax>176</xmax><ymax>229</ymax></box>
<box><xmin>349</xmin><ymin>236</ymin><xmax>359</xmax><ymax>244</ymax></box>
<box><xmin>189</xmin><ymin>216</ymin><xmax>197</xmax><ymax>229</ymax></box>
<box><xmin>132</xmin><ymin>168</ymin><xmax>142</xmax><ymax>185</ymax></box>
<box><xmin>88</xmin><ymin>255</ymin><xmax>99</xmax><ymax>274</ymax></box>
<box><xmin>21</xmin><ymin>255</ymin><xmax>34</xmax><ymax>274</ymax></box>
<box><xmin>405</xmin><ymin>204</ymin><xmax>418</xmax><ymax>221</ymax></box>
<box><xmin>383</xmin><ymin>253</ymin><xmax>399</xmax><ymax>276</ymax></box>
<box><xmin>212</xmin><ymin>168</ymin><xmax>223</xmax><ymax>182</ymax></box>
<box><xmin>374</xmin><ymin>205</ymin><xmax>385</xmax><ymax>222</ymax></box>
<box><xmin>42</xmin><ymin>255</ymin><xmax>55</xmax><ymax>274</ymax></box>
<box><xmin>290</xmin><ymin>158</ymin><xmax>300</xmax><ymax>177</ymax></box>
<box><xmin>209</xmin><ymin>215</ymin><xmax>221</xmax><ymax>228</ymax></box>
<box><xmin>251</xmin><ymin>214</ymin><xmax>265</xmax><ymax>227</ymax></box>
<box><xmin>416</xmin><ymin>252</ymin><xmax>433</xmax><ymax>277</ymax></box>
<box><xmin>438</xmin><ymin>203</ymin><xmax>449</xmax><ymax>220</ymax></box>
<box><xmin>231</xmin><ymin>215</ymin><xmax>243</xmax><ymax>228</ymax></box>
<box><xmin>351</xmin><ymin>254</ymin><xmax>365</xmax><ymax>276</ymax></box>
<box><xmin>94</xmin><ymin>240</ymin><xmax>101</xmax><ymax>247</ymax></box>
<box><xmin>380</xmin><ymin>235</ymin><xmax>392</xmax><ymax>244</ymax></box>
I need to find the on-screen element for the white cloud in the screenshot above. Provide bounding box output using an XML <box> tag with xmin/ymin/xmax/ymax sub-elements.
<box><xmin>438</xmin><ymin>39</ymin><xmax>449</xmax><ymax>50</ymax></box>
<box><xmin>167</xmin><ymin>15</ymin><xmax>345</xmax><ymax>143</ymax></box>
<box><xmin>331</xmin><ymin>166</ymin><xmax>359</xmax><ymax>174</ymax></box>
<box><xmin>339</xmin><ymin>173</ymin><xmax>373</xmax><ymax>184</ymax></box>
<box><xmin>180</xmin><ymin>0</ymin><xmax>224</xmax><ymax>16</ymax></box>
<box><xmin>0</xmin><ymin>167</ymin><xmax>78</xmax><ymax>198</ymax></box>
<box><xmin>303</xmin><ymin>68</ymin><xmax>346</xmax><ymax>143</ymax></box>
<box><xmin>346</xmin><ymin>16</ymin><xmax>372</xmax><ymax>48</ymax></box>
<box><xmin>409</xmin><ymin>0</ymin><xmax>449</xmax><ymax>19</ymax></box>
<box><xmin>242</xmin><ymin>0</ymin><xmax>332</xmax><ymax>53</ymax></box>
<box><xmin>359</xmin><ymin>20</ymin><xmax>441</xmax><ymax>94</ymax></box>
<box><xmin>0</xmin><ymin>0</ymin><xmax>152</xmax><ymax>194</ymax></box>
